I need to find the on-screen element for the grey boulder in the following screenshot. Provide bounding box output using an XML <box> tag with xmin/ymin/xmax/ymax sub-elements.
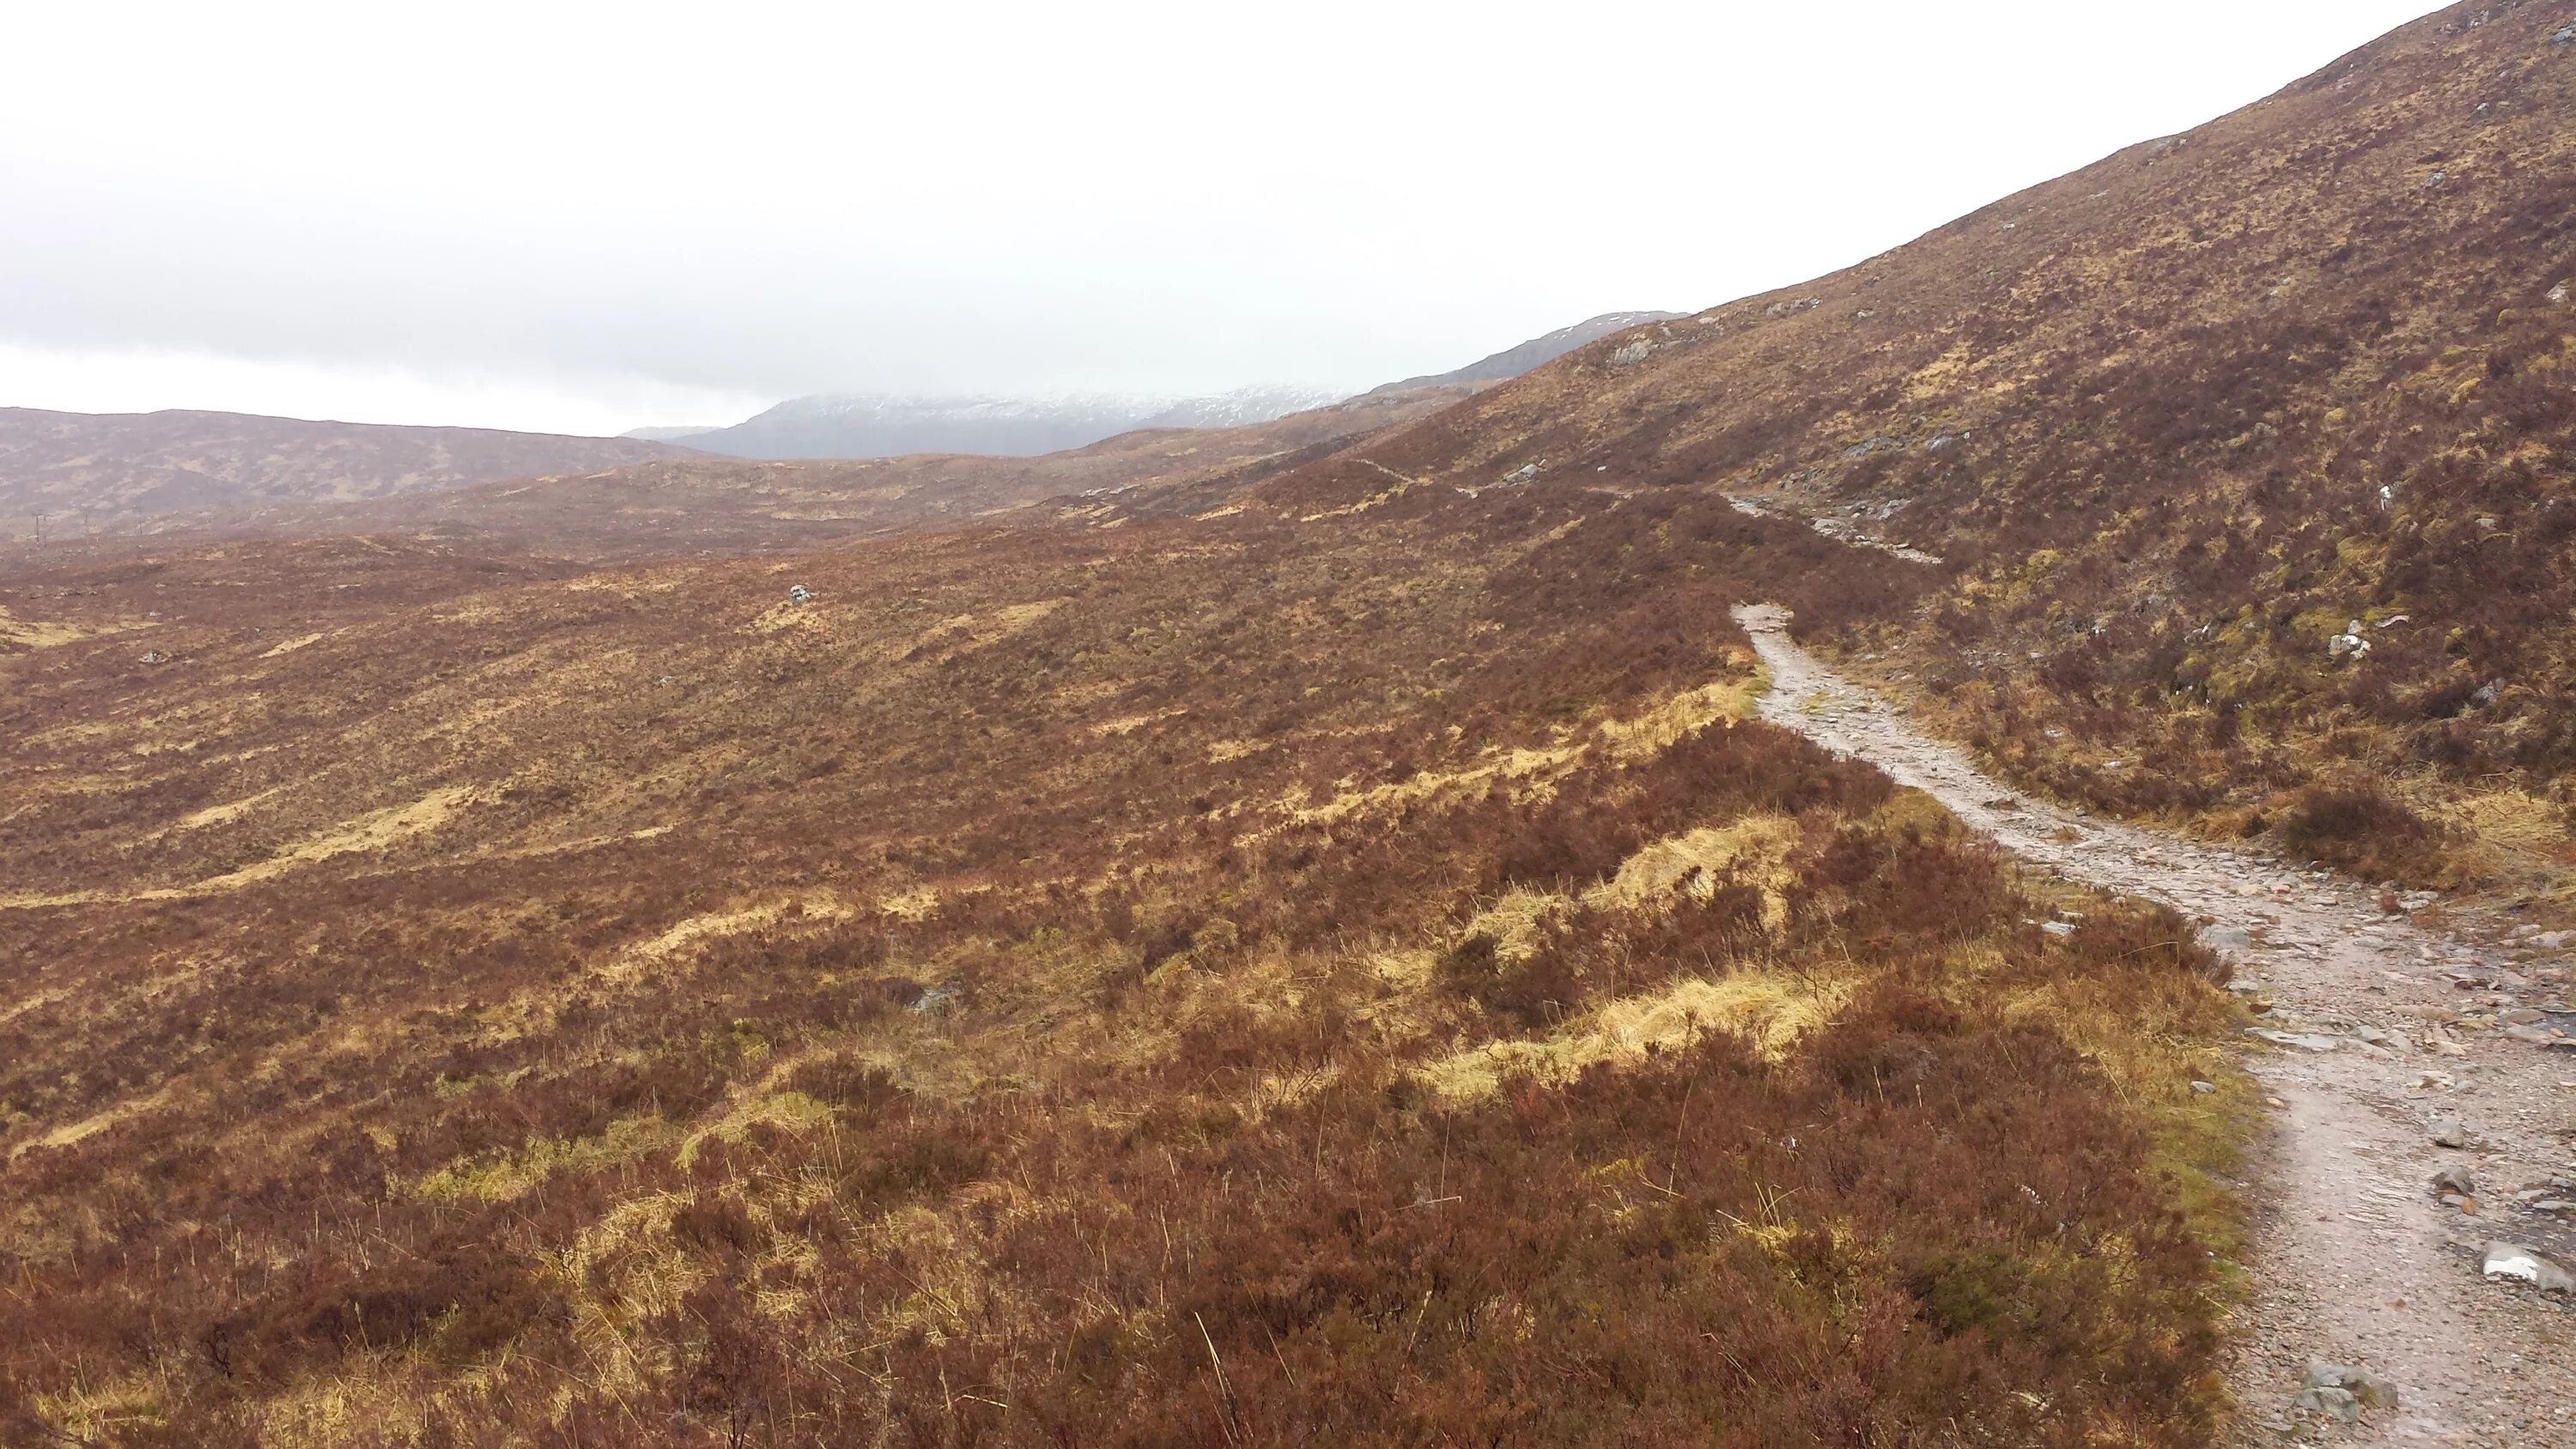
<box><xmin>2482</xmin><ymin>1243</ymin><xmax>2575</xmax><ymax>1294</ymax></box>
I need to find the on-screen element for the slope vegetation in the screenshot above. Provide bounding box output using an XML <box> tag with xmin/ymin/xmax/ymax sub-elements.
<box><xmin>0</xmin><ymin>480</ymin><xmax>2241</xmax><ymax>1445</ymax></box>
<box><xmin>23</xmin><ymin>5</ymin><xmax>2573</xmax><ymax>1441</ymax></box>
<box><xmin>1261</xmin><ymin>2</ymin><xmax>2576</xmax><ymax>896</ymax></box>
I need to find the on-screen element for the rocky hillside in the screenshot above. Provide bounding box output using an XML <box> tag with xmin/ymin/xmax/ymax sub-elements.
<box><xmin>0</xmin><ymin>408</ymin><xmax>694</xmax><ymax>536</ymax></box>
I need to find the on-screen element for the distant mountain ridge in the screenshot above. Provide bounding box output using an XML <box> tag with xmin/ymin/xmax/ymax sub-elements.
<box><xmin>656</xmin><ymin>385</ymin><xmax>1345</xmax><ymax>461</ymax></box>
<box><xmin>637</xmin><ymin>312</ymin><xmax>1685</xmax><ymax>460</ymax></box>
<box><xmin>0</xmin><ymin>408</ymin><xmax>694</xmax><ymax>537</ymax></box>
<box><xmin>619</xmin><ymin>425</ymin><xmax>726</xmax><ymax>442</ymax></box>
<box><xmin>1364</xmin><ymin>311</ymin><xmax>1686</xmax><ymax>396</ymax></box>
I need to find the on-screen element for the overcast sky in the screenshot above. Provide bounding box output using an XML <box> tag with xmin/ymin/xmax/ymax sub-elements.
<box><xmin>1</xmin><ymin>0</ymin><xmax>2447</xmax><ymax>437</ymax></box>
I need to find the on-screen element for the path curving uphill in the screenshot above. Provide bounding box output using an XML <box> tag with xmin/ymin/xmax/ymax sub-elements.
<box><xmin>1735</xmin><ymin>603</ymin><xmax>2576</xmax><ymax>1447</ymax></box>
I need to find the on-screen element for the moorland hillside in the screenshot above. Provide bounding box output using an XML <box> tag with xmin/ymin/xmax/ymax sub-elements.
<box><xmin>1</xmin><ymin>476</ymin><xmax>2243</xmax><ymax>1444</ymax></box>
<box><xmin>15</xmin><ymin>3</ymin><xmax>2576</xmax><ymax>1443</ymax></box>
<box><xmin>1254</xmin><ymin>1</ymin><xmax>2576</xmax><ymax>894</ymax></box>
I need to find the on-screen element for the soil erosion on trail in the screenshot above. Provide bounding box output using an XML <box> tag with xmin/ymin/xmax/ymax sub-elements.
<box><xmin>1737</xmin><ymin>604</ymin><xmax>2576</xmax><ymax>1447</ymax></box>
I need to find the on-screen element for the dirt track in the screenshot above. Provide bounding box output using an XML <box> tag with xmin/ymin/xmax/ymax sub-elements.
<box><xmin>1736</xmin><ymin>604</ymin><xmax>2576</xmax><ymax>1446</ymax></box>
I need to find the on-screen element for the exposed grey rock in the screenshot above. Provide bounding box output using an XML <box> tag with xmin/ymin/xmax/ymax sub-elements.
<box><xmin>2482</xmin><ymin>1242</ymin><xmax>2575</xmax><ymax>1294</ymax></box>
<box><xmin>2190</xmin><ymin>1080</ymin><xmax>2217</xmax><ymax>1094</ymax></box>
<box><xmin>2304</xmin><ymin>1361</ymin><xmax>2397</xmax><ymax>1411</ymax></box>
<box><xmin>2432</xmin><ymin>1165</ymin><xmax>2476</xmax><ymax>1197</ymax></box>
<box><xmin>786</xmin><ymin>583</ymin><xmax>812</xmax><ymax>605</ymax></box>
<box><xmin>2292</xmin><ymin>1385</ymin><xmax>2360</xmax><ymax>1422</ymax></box>
<box><xmin>2555</xmin><ymin>21</ymin><xmax>2576</xmax><ymax>46</ymax></box>
<box><xmin>2203</xmin><ymin>925</ymin><xmax>2255</xmax><ymax>951</ymax></box>
<box><xmin>2428</xmin><ymin>1116</ymin><xmax>2469</xmax><ymax>1148</ymax></box>
<box><xmin>2249</xmin><ymin>1028</ymin><xmax>2341</xmax><ymax>1052</ymax></box>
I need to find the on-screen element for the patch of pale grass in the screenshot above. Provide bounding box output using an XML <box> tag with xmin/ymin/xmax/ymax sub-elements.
<box><xmin>1419</xmin><ymin>970</ymin><xmax>1852</xmax><ymax>1104</ymax></box>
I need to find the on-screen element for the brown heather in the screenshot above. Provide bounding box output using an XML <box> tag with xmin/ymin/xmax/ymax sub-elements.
<box><xmin>24</xmin><ymin>0</ymin><xmax>2572</xmax><ymax>1439</ymax></box>
<box><xmin>0</xmin><ymin>477</ymin><xmax>2245</xmax><ymax>1443</ymax></box>
<box><xmin>1240</xmin><ymin>3</ymin><xmax>2576</xmax><ymax>896</ymax></box>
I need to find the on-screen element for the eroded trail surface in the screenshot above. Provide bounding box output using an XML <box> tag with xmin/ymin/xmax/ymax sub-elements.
<box><xmin>1736</xmin><ymin>605</ymin><xmax>2576</xmax><ymax>1446</ymax></box>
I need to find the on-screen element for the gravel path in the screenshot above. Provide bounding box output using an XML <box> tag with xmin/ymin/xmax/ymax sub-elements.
<box><xmin>1736</xmin><ymin>604</ymin><xmax>2576</xmax><ymax>1446</ymax></box>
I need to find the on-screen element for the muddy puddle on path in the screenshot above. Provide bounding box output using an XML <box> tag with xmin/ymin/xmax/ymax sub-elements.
<box><xmin>1734</xmin><ymin>603</ymin><xmax>2576</xmax><ymax>1447</ymax></box>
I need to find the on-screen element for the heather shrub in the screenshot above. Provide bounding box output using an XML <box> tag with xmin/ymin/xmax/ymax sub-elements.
<box><xmin>2275</xmin><ymin>773</ymin><xmax>2443</xmax><ymax>881</ymax></box>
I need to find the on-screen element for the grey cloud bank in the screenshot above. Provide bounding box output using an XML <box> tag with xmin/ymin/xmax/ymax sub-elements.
<box><xmin>0</xmin><ymin>0</ymin><xmax>2445</xmax><ymax>433</ymax></box>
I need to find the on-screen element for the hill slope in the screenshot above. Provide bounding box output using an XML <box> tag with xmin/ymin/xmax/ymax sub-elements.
<box><xmin>1256</xmin><ymin>0</ymin><xmax>2576</xmax><ymax>894</ymax></box>
<box><xmin>0</xmin><ymin>472</ymin><xmax>2238</xmax><ymax>1446</ymax></box>
<box><xmin>0</xmin><ymin>408</ymin><xmax>695</xmax><ymax>536</ymax></box>
<box><xmin>13</xmin><ymin>4</ymin><xmax>2576</xmax><ymax>1443</ymax></box>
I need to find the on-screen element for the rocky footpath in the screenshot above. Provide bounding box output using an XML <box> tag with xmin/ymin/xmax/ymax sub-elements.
<box><xmin>1738</xmin><ymin>604</ymin><xmax>2576</xmax><ymax>1446</ymax></box>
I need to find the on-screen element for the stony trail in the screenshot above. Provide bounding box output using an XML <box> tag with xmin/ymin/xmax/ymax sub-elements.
<box><xmin>1735</xmin><ymin>604</ymin><xmax>2576</xmax><ymax>1446</ymax></box>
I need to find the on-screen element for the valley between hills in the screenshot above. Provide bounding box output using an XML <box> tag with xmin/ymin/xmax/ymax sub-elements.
<box><xmin>7</xmin><ymin>3</ymin><xmax>2576</xmax><ymax>1446</ymax></box>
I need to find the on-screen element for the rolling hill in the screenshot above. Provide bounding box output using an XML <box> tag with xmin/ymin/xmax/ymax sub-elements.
<box><xmin>0</xmin><ymin>385</ymin><xmax>1480</xmax><ymax>567</ymax></box>
<box><xmin>0</xmin><ymin>408</ymin><xmax>696</xmax><ymax>537</ymax></box>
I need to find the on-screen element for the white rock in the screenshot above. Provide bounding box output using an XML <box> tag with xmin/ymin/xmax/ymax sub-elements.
<box><xmin>2482</xmin><ymin>1243</ymin><xmax>2575</xmax><ymax>1294</ymax></box>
